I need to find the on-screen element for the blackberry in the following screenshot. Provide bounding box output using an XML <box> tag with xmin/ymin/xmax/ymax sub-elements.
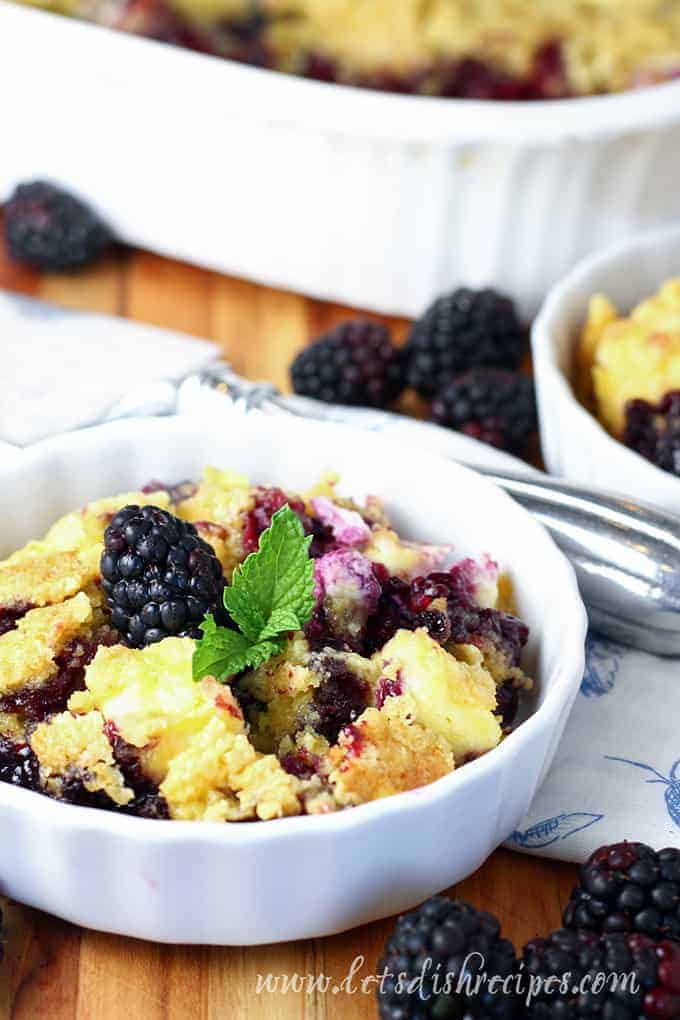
<box><xmin>279</xmin><ymin>747</ymin><xmax>321</xmax><ymax>780</ymax></box>
<box><xmin>309</xmin><ymin>652</ymin><xmax>370</xmax><ymax>743</ymax></box>
<box><xmin>0</xmin><ymin>737</ymin><xmax>41</xmax><ymax>792</ymax></box>
<box><xmin>243</xmin><ymin>487</ymin><xmax>332</xmax><ymax>557</ymax></box>
<box><xmin>431</xmin><ymin>369</ymin><xmax>537</xmax><ymax>455</ymax></box>
<box><xmin>521</xmin><ymin>928</ymin><xmax>680</xmax><ymax>1019</ymax></box>
<box><xmin>4</xmin><ymin>181</ymin><xmax>113</xmax><ymax>271</ymax></box>
<box><xmin>564</xmin><ymin>842</ymin><xmax>680</xmax><ymax>941</ymax></box>
<box><xmin>0</xmin><ymin>637</ymin><xmax>103</xmax><ymax>723</ymax></box>
<box><xmin>290</xmin><ymin>320</ymin><xmax>405</xmax><ymax>408</ymax></box>
<box><xmin>624</xmin><ymin>392</ymin><xmax>680</xmax><ymax>477</ymax></box>
<box><xmin>365</xmin><ymin>569</ymin><xmax>528</xmax><ymax>674</ymax></box>
<box><xmin>0</xmin><ymin>603</ymin><xmax>33</xmax><ymax>638</ymax></box>
<box><xmin>404</xmin><ymin>288</ymin><xmax>526</xmax><ymax>398</ymax></box>
<box><xmin>105</xmin><ymin>723</ymin><xmax>170</xmax><ymax>819</ymax></box>
<box><xmin>377</xmin><ymin>895</ymin><xmax>519</xmax><ymax>1019</ymax></box>
<box><xmin>495</xmin><ymin>682</ymin><xmax>521</xmax><ymax>729</ymax></box>
<box><xmin>101</xmin><ymin>505</ymin><xmax>225</xmax><ymax>648</ymax></box>
<box><xmin>141</xmin><ymin>478</ymin><xmax>198</xmax><ymax>504</ymax></box>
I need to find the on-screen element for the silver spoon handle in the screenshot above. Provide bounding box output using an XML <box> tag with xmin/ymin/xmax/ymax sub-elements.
<box><xmin>476</xmin><ymin>470</ymin><xmax>680</xmax><ymax>656</ymax></box>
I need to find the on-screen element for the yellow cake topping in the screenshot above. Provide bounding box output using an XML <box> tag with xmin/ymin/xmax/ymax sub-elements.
<box><xmin>175</xmin><ymin>466</ymin><xmax>254</xmax><ymax>576</ymax></box>
<box><xmin>0</xmin><ymin>593</ymin><xmax>93</xmax><ymax>697</ymax></box>
<box><xmin>43</xmin><ymin>489</ymin><xmax>169</xmax><ymax>572</ymax></box>
<box><xmin>0</xmin><ymin>548</ymin><xmax>95</xmax><ymax>610</ymax></box>
<box><xmin>327</xmin><ymin>694</ymin><xmax>455</xmax><ymax>807</ymax></box>
<box><xmin>71</xmin><ymin>637</ymin><xmax>244</xmax><ymax>783</ymax></box>
<box><xmin>31</xmin><ymin>710</ymin><xmax>134</xmax><ymax>806</ymax></box>
<box><xmin>579</xmin><ymin>279</ymin><xmax>680</xmax><ymax>436</ymax></box>
<box><xmin>160</xmin><ymin>717</ymin><xmax>303</xmax><ymax>821</ymax></box>
<box><xmin>376</xmin><ymin>629</ymin><xmax>502</xmax><ymax>762</ymax></box>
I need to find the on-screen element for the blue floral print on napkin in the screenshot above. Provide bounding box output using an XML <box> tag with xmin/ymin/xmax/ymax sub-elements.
<box><xmin>510</xmin><ymin>812</ymin><xmax>604</xmax><ymax>850</ymax></box>
<box><xmin>581</xmin><ymin>634</ymin><xmax>622</xmax><ymax>698</ymax></box>
<box><xmin>606</xmin><ymin>755</ymin><xmax>680</xmax><ymax>830</ymax></box>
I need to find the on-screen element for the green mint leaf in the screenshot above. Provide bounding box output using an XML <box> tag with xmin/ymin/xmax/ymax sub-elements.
<box><xmin>192</xmin><ymin>504</ymin><xmax>316</xmax><ymax>683</ymax></box>
<box><xmin>258</xmin><ymin>607</ymin><xmax>304</xmax><ymax>643</ymax></box>
<box><xmin>192</xmin><ymin>615</ymin><xmax>286</xmax><ymax>681</ymax></box>
<box><xmin>223</xmin><ymin>504</ymin><xmax>315</xmax><ymax>639</ymax></box>
<box><xmin>192</xmin><ymin>615</ymin><xmax>253</xmax><ymax>681</ymax></box>
<box><xmin>242</xmin><ymin>638</ymin><xmax>287</xmax><ymax>671</ymax></box>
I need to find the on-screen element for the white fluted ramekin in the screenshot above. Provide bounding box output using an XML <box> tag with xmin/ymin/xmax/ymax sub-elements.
<box><xmin>2</xmin><ymin>2</ymin><xmax>680</xmax><ymax>317</ymax></box>
<box><xmin>0</xmin><ymin>414</ymin><xmax>586</xmax><ymax>944</ymax></box>
<box><xmin>532</xmin><ymin>224</ymin><xmax>680</xmax><ymax>515</ymax></box>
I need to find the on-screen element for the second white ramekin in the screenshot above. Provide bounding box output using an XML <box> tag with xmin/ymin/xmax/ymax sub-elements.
<box><xmin>2</xmin><ymin>1</ymin><xmax>680</xmax><ymax>316</ymax></box>
<box><xmin>0</xmin><ymin>414</ymin><xmax>586</xmax><ymax>944</ymax></box>
<box><xmin>532</xmin><ymin>224</ymin><xmax>680</xmax><ymax>514</ymax></box>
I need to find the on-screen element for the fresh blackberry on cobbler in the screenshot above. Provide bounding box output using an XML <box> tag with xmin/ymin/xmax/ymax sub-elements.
<box><xmin>101</xmin><ymin>505</ymin><xmax>225</xmax><ymax>648</ymax></box>
<box><xmin>564</xmin><ymin>842</ymin><xmax>680</xmax><ymax>941</ymax></box>
<box><xmin>4</xmin><ymin>181</ymin><xmax>113</xmax><ymax>271</ymax></box>
<box><xmin>404</xmin><ymin>288</ymin><xmax>526</xmax><ymax>398</ymax></box>
<box><xmin>377</xmin><ymin>896</ymin><xmax>519</xmax><ymax>1019</ymax></box>
<box><xmin>521</xmin><ymin>927</ymin><xmax>680</xmax><ymax>1019</ymax></box>
<box><xmin>431</xmin><ymin>369</ymin><xmax>537</xmax><ymax>455</ymax></box>
<box><xmin>624</xmin><ymin>392</ymin><xmax>680</xmax><ymax>477</ymax></box>
<box><xmin>290</xmin><ymin>320</ymin><xmax>405</xmax><ymax>408</ymax></box>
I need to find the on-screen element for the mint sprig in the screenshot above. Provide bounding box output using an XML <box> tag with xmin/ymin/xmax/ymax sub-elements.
<box><xmin>192</xmin><ymin>504</ymin><xmax>315</xmax><ymax>682</ymax></box>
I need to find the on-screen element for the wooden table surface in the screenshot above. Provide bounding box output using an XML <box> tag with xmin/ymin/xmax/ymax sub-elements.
<box><xmin>0</xmin><ymin>238</ymin><xmax>578</xmax><ymax>1020</ymax></box>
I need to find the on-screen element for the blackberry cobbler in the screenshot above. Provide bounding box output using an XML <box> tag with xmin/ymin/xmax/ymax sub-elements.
<box><xmin>577</xmin><ymin>278</ymin><xmax>680</xmax><ymax>478</ymax></box>
<box><xmin>0</xmin><ymin>467</ymin><xmax>532</xmax><ymax>822</ymax></box>
<box><xmin>17</xmin><ymin>0</ymin><xmax>680</xmax><ymax>99</ymax></box>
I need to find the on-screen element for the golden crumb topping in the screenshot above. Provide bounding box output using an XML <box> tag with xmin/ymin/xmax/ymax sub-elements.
<box><xmin>0</xmin><ymin>547</ymin><xmax>95</xmax><ymax>610</ymax></box>
<box><xmin>363</xmin><ymin>528</ymin><xmax>445</xmax><ymax>579</ymax></box>
<box><xmin>43</xmin><ymin>489</ymin><xmax>169</xmax><ymax>573</ymax></box>
<box><xmin>31</xmin><ymin>710</ymin><xmax>134</xmax><ymax>806</ymax></box>
<box><xmin>0</xmin><ymin>593</ymin><xmax>93</xmax><ymax>697</ymax></box>
<box><xmin>160</xmin><ymin>717</ymin><xmax>303</xmax><ymax>821</ymax></box>
<box><xmin>579</xmin><ymin>279</ymin><xmax>680</xmax><ymax>435</ymax></box>
<box><xmin>71</xmin><ymin>637</ymin><xmax>244</xmax><ymax>784</ymax></box>
<box><xmin>241</xmin><ymin>637</ymin><xmax>318</xmax><ymax>753</ymax></box>
<box><xmin>175</xmin><ymin>466</ymin><xmax>254</xmax><ymax>577</ymax></box>
<box><xmin>0</xmin><ymin>490</ymin><xmax>170</xmax><ymax>616</ymax></box>
<box><xmin>327</xmin><ymin>695</ymin><xmax>455</xmax><ymax>807</ymax></box>
<box><xmin>377</xmin><ymin>629</ymin><xmax>502</xmax><ymax>762</ymax></box>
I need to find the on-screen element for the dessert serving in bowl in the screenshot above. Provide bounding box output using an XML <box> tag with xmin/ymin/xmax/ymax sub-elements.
<box><xmin>532</xmin><ymin>224</ymin><xmax>680</xmax><ymax>514</ymax></box>
<box><xmin>0</xmin><ymin>414</ymin><xmax>586</xmax><ymax>944</ymax></box>
<box><xmin>2</xmin><ymin>3</ymin><xmax>680</xmax><ymax>316</ymax></box>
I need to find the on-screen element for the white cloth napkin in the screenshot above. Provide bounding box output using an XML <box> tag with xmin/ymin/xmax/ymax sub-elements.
<box><xmin>1</xmin><ymin>291</ymin><xmax>217</xmax><ymax>445</ymax></box>
<box><xmin>506</xmin><ymin>639</ymin><xmax>680</xmax><ymax>862</ymax></box>
<box><xmin>2</xmin><ymin>289</ymin><xmax>676</xmax><ymax>864</ymax></box>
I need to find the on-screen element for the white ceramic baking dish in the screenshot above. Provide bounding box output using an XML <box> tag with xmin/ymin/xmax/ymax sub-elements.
<box><xmin>532</xmin><ymin>224</ymin><xmax>680</xmax><ymax>515</ymax></box>
<box><xmin>0</xmin><ymin>413</ymin><xmax>586</xmax><ymax>944</ymax></box>
<box><xmin>2</xmin><ymin>1</ymin><xmax>680</xmax><ymax>317</ymax></box>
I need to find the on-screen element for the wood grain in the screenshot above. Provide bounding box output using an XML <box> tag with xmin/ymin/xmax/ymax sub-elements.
<box><xmin>0</xmin><ymin>242</ymin><xmax>579</xmax><ymax>1019</ymax></box>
